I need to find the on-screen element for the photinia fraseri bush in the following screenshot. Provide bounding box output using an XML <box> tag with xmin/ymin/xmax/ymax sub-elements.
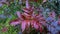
<box><xmin>9</xmin><ymin>0</ymin><xmax>46</xmax><ymax>34</ymax></box>
<box><xmin>10</xmin><ymin>7</ymin><xmax>45</xmax><ymax>33</ymax></box>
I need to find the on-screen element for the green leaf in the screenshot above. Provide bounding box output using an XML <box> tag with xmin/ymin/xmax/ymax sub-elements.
<box><xmin>2</xmin><ymin>4</ymin><xmax>8</xmax><ymax>9</ymax></box>
<box><xmin>0</xmin><ymin>10</ymin><xmax>4</xmax><ymax>14</ymax></box>
<box><xmin>5</xmin><ymin>18</ymin><xmax>11</xmax><ymax>26</ymax></box>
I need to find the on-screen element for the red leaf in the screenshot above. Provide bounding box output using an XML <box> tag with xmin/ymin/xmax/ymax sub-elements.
<box><xmin>40</xmin><ymin>27</ymin><xmax>43</xmax><ymax>33</ymax></box>
<box><xmin>2</xmin><ymin>27</ymin><xmax>8</xmax><ymax>32</ymax></box>
<box><xmin>34</xmin><ymin>0</ymin><xmax>38</xmax><ymax>2</ymax></box>
<box><xmin>10</xmin><ymin>18</ymin><xmax>20</xmax><ymax>26</ymax></box>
